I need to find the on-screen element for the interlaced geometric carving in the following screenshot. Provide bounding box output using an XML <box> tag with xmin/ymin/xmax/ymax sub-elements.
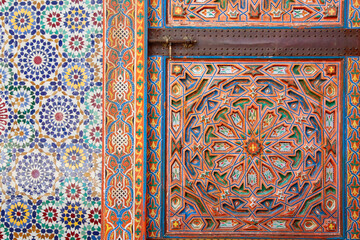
<box><xmin>112</xmin><ymin>128</ymin><xmax>128</xmax><ymax>152</ymax></box>
<box><xmin>113</xmin><ymin>23</ymin><xmax>129</xmax><ymax>42</ymax></box>
<box><xmin>111</xmin><ymin>181</ymin><xmax>128</xmax><ymax>206</ymax></box>
<box><xmin>166</xmin><ymin>60</ymin><xmax>341</xmax><ymax>237</ymax></box>
<box><xmin>115</xmin><ymin>74</ymin><xmax>128</xmax><ymax>99</ymax></box>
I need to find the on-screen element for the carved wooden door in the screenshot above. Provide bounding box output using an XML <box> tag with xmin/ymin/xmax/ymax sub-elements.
<box><xmin>145</xmin><ymin>0</ymin><xmax>360</xmax><ymax>239</ymax></box>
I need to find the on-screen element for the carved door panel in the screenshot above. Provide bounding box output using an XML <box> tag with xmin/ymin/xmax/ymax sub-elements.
<box><xmin>164</xmin><ymin>59</ymin><xmax>342</xmax><ymax>238</ymax></box>
<box><xmin>146</xmin><ymin>0</ymin><xmax>359</xmax><ymax>239</ymax></box>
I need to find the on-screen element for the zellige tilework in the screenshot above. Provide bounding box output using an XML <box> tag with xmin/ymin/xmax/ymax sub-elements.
<box><xmin>0</xmin><ymin>0</ymin><xmax>103</xmax><ymax>239</ymax></box>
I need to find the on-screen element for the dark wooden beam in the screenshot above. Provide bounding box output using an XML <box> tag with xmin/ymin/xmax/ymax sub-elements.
<box><xmin>148</xmin><ymin>28</ymin><xmax>360</xmax><ymax>56</ymax></box>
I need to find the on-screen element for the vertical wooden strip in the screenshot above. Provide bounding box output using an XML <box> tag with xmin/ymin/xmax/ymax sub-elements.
<box><xmin>103</xmin><ymin>0</ymin><xmax>136</xmax><ymax>239</ymax></box>
<box><xmin>348</xmin><ymin>0</ymin><xmax>360</xmax><ymax>28</ymax></box>
<box><xmin>146</xmin><ymin>56</ymin><xmax>163</xmax><ymax>238</ymax></box>
<box><xmin>346</xmin><ymin>57</ymin><xmax>360</xmax><ymax>240</ymax></box>
<box><xmin>148</xmin><ymin>0</ymin><xmax>163</xmax><ymax>27</ymax></box>
<box><xmin>135</xmin><ymin>0</ymin><xmax>147</xmax><ymax>239</ymax></box>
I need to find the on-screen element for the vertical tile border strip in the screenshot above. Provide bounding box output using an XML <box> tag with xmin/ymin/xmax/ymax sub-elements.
<box><xmin>348</xmin><ymin>0</ymin><xmax>360</xmax><ymax>28</ymax></box>
<box><xmin>103</xmin><ymin>0</ymin><xmax>147</xmax><ymax>239</ymax></box>
<box><xmin>146</xmin><ymin>56</ymin><xmax>163</xmax><ymax>238</ymax></box>
<box><xmin>346</xmin><ymin>57</ymin><xmax>360</xmax><ymax>240</ymax></box>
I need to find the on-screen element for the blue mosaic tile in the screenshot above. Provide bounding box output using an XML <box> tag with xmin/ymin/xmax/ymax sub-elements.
<box><xmin>0</xmin><ymin>0</ymin><xmax>102</xmax><ymax>238</ymax></box>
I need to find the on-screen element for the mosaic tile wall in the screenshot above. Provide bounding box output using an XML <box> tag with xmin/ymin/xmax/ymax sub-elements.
<box><xmin>0</xmin><ymin>0</ymin><xmax>103</xmax><ymax>239</ymax></box>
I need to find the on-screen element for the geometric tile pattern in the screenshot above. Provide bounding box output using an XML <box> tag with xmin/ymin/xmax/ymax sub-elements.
<box><xmin>0</xmin><ymin>0</ymin><xmax>102</xmax><ymax>239</ymax></box>
<box><xmin>147</xmin><ymin>56</ymin><xmax>164</xmax><ymax>238</ymax></box>
<box><xmin>168</xmin><ymin>0</ymin><xmax>343</xmax><ymax>26</ymax></box>
<box><xmin>346</xmin><ymin>57</ymin><xmax>360</xmax><ymax>240</ymax></box>
<box><xmin>166</xmin><ymin>60</ymin><xmax>342</xmax><ymax>237</ymax></box>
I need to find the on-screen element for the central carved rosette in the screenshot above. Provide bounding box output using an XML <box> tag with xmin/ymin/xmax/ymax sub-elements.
<box><xmin>245</xmin><ymin>139</ymin><xmax>262</xmax><ymax>157</ymax></box>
